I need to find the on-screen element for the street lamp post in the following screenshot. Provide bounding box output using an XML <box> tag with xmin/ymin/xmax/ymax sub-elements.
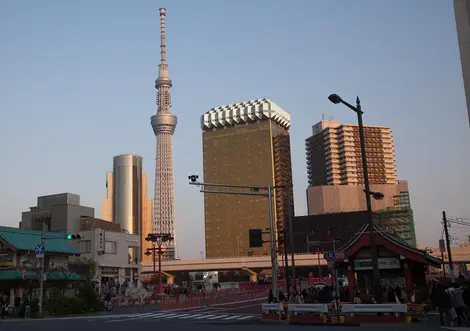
<box><xmin>144</xmin><ymin>245</ymin><xmax>157</xmax><ymax>298</ymax></box>
<box><xmin>328</xmin><ymin>93</ymin><xmax>385</xmax><ymax>302</ymax></box>
<box><xmin>145</xmin><ymin>233</ymin><xmax>174</xmax><ymax>298</ymax></box>
<box><xmin>188</xmin><ymin>175</ymin><xmax>287</xmax><ymax>300</ymax></box>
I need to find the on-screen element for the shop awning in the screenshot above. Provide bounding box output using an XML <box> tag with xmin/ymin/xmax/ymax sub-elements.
<box><xmin>0</xmin><ymin>269</ymin><xmax>85</xmax><ymax>281</ymax></box>
<box><xmin>0</xmin><ymin>269</ymin><xmax>39</xmax><ymax>280</ymax></box>
<box><xmin>46</xmin><ymin>270</ymin><xmax>86</xmax><ymax>281</ymax></box>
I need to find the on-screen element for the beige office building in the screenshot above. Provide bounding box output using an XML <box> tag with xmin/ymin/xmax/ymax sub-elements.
<box><xmin>306</xmin><ymin>180</ymin><xmax>410</xmax><ymax>215</ymax></box>
<box><xmin>306</xmin><ymin>181</ymin><xmax>416</xmax><ymax>246</ymax></box>
<box><xmin>306</xmin><ymin>120</ymin><xmax>397</xmax><ymax>187</ymax></box>
<box><xmin>102</xmin><ymin>155</ymin><xmax>153</xmax><ymax>263</ymax></box>
<box><xmin>454</xmin><ymin>0</ymin><xmax>470</xmax><ymax>125</ymax></box>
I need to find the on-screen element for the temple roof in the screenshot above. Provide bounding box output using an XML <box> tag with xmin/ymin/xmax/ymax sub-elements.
<box><xmin>338</xmin><ymin>223</ymin><xmax>441</xmax><ymax>266</ymax></box>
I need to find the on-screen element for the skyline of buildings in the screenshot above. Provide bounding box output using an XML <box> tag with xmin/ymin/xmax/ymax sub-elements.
<box><xmin>8</xmin><ymin>8</ymin><xmax>427</xmax><ymax>258</ymax></box>
<box><xmin>454</xmin><ymin>0</ymin><xmax>470</xmax><ymax>125</ymax></box>
<box><xmin>150</xmin><ymin>8</ymin><xmax>178</xmax><ymax>260</ymax></box>
<box><xmin>201</xmin><ymin>98</ymin><xmax>294</xmax><ymax>258</ymax></box>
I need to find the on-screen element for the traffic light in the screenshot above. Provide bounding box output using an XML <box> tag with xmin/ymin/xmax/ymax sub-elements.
<box><xmin>67</xmin><ymin>234</ymin><xmax>82</xmax><ymax>240</ymax></box>
<box><xmin>249</xmin><ymin>229</ymin><xmax>263</xmax><ymax>248</ymax></box>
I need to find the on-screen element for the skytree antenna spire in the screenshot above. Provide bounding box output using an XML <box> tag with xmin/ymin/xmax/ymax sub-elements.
<box><xmin>151</xmin><ymin>8</ymin><xmax>178</xmax><ymax>259</ymax></box>
<box><xmin>159</xmin><ymin>7</ymin><xmax>167</xmax><ymax>63</ymax></box>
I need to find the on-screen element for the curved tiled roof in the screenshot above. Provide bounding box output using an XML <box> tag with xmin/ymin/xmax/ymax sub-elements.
<box><xmin>201</xmin><ymin>98</ymin><xmax>291</xmax><ymax>130</ymax></box>
<box><xmin>338</xmin><ymin>223</ymin><xmax>441</xmax><ymax>266</ymax></box>
<box><xmin>0</xmin><ymin>227</ymin><xmax>79</xmax><ymax>255</ymax></box>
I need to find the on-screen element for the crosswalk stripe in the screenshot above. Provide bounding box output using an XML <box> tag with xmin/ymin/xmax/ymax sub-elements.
<box><xmin>180</xmin><ymin>314</ymin><xmax>202</xmax><ymax>319</ymax></box>
<box><xmin>106</xmin><ymin>312</ymin><xmax>257</xmax><ymax>323</ymax></box>
<box><xmin>236</xmin><ymin>315</ymin><xmax>255</xmax><ymax>320</ymax></box>
<box><xmin>222</xmin><ymin>315</ymin><xmax>242</xmax><ymax>320</ymax></box>
<box><xmin>164</xmin><ymin>314</ymin><xmax>190</xmax><ymax>319</ymax></box>
<box><xmin>194</xmin><ymin>314</ymin><xmax>216</xmax><ymax>319</ymax></box>
<box><xmin>107</xmin><ymin>312</ymin><xmax>162</xmax><ymax>323</ymax></box>
<box><xmin>148</xmin><ymin>312</ymin><xmax>169</xmax><ymax>318</ymax></box>
<box><xmin>206</xmin><ymin>315</ymin><xmax>229</xmax><ymax>320</ymax></box>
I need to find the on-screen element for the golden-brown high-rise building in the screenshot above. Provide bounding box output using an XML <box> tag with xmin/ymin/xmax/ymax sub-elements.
<box><xmin>454</xmin><ymin>0</ymin><xmax>470</xmax><ymax>125</ymax></box>
<box><xmin>305</xmin><ymin>120</ymin><xmax>397</xmax><ymax>186</ymax></box>
<box><xmin>101</xmin><ymin>154</ymin><xmax>153</xmax><ymax>263</ymax></box>
<box><xmin>201</xmin><ymin>98</ymin><xmax>293</xmax><ymax>258</ymax></box>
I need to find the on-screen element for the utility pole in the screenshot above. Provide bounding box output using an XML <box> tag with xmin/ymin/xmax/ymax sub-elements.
<box><xmin>267</xmin><ymin>186</ymin><xmax>278</xmax><ymax>299</ymax></box>
<box><xmin>442</xmin><ymin>211</ymin><xmax>454</xmax><ymax>280</ymax></box>
<box><xmin>283</xmin><ymin>225</ymin><xmax>289</xmax><ymax>299</ymax></box>
<box><xmin>287</xmin><ymin>199</ymin><xmax>296</xmax><ymax>289</ymax></box>
<box><xmin>38</xmin><ymin>219</ymin><xmax>46</xmax><ymax>315</ymax></box>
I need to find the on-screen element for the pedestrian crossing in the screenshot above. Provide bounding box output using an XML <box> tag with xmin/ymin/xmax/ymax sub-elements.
<box><xmin>106</xmin><ymin>311</ymin><xmax>259</xmax><ymax>323</ymax></box>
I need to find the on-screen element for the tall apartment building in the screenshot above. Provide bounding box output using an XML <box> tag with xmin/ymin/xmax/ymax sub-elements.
<box><xmin>305</xmin><ymin>120</ymin><xmax>397</xmax><ymax>186</ymax></box>
<box><xmin>201</xmin><ymin>98</ymin><xmax>294</xmax><ymax>258</ymax></box>
<box><xmin>305</xmin><ymin>120</ymin><xmax>416</xmax><ymax>245</ymax></box>
<box><xmin>454</xmin><ymin>0</ymin><xmax>470</xmax><ymax>125</ymax></box>
<box><xmin>101</xmin><ymin>154</ymin><xmax>153</xmax><ymax>263</ymax></box>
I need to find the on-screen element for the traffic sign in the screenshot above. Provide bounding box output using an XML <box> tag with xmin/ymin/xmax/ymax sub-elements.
<box><xmin>334</xmin><ymin>252</ymin><xmax>348</xmax><ymax>260</ymax></box>
<box><xmin>35</xmin><ymin>244</ymin><xmax>45</xmax><ymax>258</ymax></box>
<box><xmin>323</xmin><ymin>251</ymin><xmax>335</xmax><ymax>261</ymax></box>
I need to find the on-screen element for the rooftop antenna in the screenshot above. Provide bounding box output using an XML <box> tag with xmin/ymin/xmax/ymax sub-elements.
<box><xmin>329</xmin><ymin>116</ymin><xmax>334</xmax><ymax>121</ymax></box>
<box><xmin>322</xmin><ymin>113</ymin><xmax>325</xmax><ymax>120</ymax></box>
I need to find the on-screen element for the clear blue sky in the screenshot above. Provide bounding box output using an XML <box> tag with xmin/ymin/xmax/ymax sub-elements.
<box><xmin>1</xmin><ymin>0</ymin><xmax>469</xmax><ymax>259</ymax></box>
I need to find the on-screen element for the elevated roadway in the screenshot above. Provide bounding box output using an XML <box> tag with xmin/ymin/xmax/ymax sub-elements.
<box><xmin>141</xmin><ymin>253</ymin><xmax>326</xmax><ymax>273</ymax></box>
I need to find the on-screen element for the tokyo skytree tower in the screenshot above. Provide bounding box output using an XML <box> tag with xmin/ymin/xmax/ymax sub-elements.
<box><xmin>150</xmin><ymin>8</ymin><xmax>177</xmax><ymax>258</ymax></box>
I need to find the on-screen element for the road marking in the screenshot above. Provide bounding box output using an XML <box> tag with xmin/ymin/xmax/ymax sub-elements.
<box><xmin>158</xmin><ymin>313</ymin><xmax>178</xmax><ymax>319</ymax></box>
<box><xmin>108</xmin><ymin>312</ymin><xmax>165</xmax><ymax>322</ymax></box>
<box><xmin>180</xmin><ymin>314</ymin><xmax>202</xmax><ymax>319</ymax></box>
<box><xmin>194</xmin><ymin>314</ymin><xmax>216</xmax><ymax>319</ymax></box>
<box><xmin>163</xmin><ymin>313</ymin><xmax>189</xmax><ymax>319</ymax></box>
<box><xmin>168</xmin><ymin>297</ymin><xmax>265</xmax><ymax>312</ymax></box>
<box><xmin>217</xmin><ymin>302</ymin><xmax>261</xmax><ymax>312</ymax></box>
<box><xmin>236</xmin><ymin>315</ymin><xmax>255</xmax><ymax>320</ymax></box>
<box><xmin>206</xmin><ymin>315</ymin><xmax>229</xmax><ymax>320</ymax></box>
<box><xmin>222</xmin><ymin>315</ymin><xmax>242</xmax><ymax>320</ymax></box>
<box><xmin>147</xmin><ymin>312</ymin><xmax>168</xmax><ymax>318</ymax></box>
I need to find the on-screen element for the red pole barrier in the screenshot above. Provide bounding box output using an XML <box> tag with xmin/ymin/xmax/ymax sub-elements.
<box><xmin>158</xmin><ymin>247</ymin><xmax>163</xmax><ymax>295</ymax></box>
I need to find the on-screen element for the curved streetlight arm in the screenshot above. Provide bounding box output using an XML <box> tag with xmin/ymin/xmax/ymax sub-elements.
<box><xmin>328</xmin><ymin>94</ymin><xmax>363</xmax><ymax>114</ymax></box>
<box><xmin>341</xmin><ymin>99</ymin><xmax>362</xmax><ymax>114</ymax></box>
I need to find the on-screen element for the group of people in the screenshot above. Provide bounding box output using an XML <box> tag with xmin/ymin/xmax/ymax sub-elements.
<box><xmin>268</xmin><ymin>285</ymin><xmax>336</xmax><ymax>304</ymax></box>
<box><xmin>0</xmin><ymin>293</ymin><xmax>31</xmax><ymax>319</ymax></box>
<box><xmin>430</xmin><ymin>279</ymin><xmax>470</xmax><ymax>327</ymax></box>
<box><xmin>266</xmin><ymin>276</ymin><xmax>470</xmax><ymax>327</ymax></box>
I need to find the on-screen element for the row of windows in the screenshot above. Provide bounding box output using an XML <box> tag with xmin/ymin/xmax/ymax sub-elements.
<box><xmin>79</xmin><ymin>240</ymin><xmax>139</xmax><ymax>258</ymax></box>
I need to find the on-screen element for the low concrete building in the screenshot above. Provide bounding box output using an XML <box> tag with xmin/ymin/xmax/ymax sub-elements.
<box><xmin>77</xmin><ymin>218</ymin><xmax>141</xmax><ymax>289</ymax></box>
<box><xmin>20</xmin><ymin>193</ymin><xmax>94</xmax><ymax>235</ymax></box>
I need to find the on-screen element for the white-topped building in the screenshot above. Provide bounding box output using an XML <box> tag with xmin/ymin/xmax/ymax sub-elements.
<box><xmin>200</xmin><ymin>98</ymin><xmax>294</xmax><ymax>259</ymax></box>
<box><xmin>201</xmin><ymin>98</ymin><xmax>291</xmax><ymax>130</ymax></box>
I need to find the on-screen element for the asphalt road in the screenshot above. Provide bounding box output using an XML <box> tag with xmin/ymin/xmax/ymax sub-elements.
<box><xmin>0</xmin><ymin>298</ymin><xmax>450</xmax><ymax>331</ymax></box>
<box><xmin>0</xmin><ymin>318</ymin><xmax>450</xmax><ymax>331</ymax></box>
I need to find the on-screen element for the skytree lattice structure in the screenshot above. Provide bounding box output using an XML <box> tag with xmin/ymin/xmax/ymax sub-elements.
<box><xmin>150</xmin><ymin>8</ymin><xmax>177</xmax><ymax>258</ymax></box>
